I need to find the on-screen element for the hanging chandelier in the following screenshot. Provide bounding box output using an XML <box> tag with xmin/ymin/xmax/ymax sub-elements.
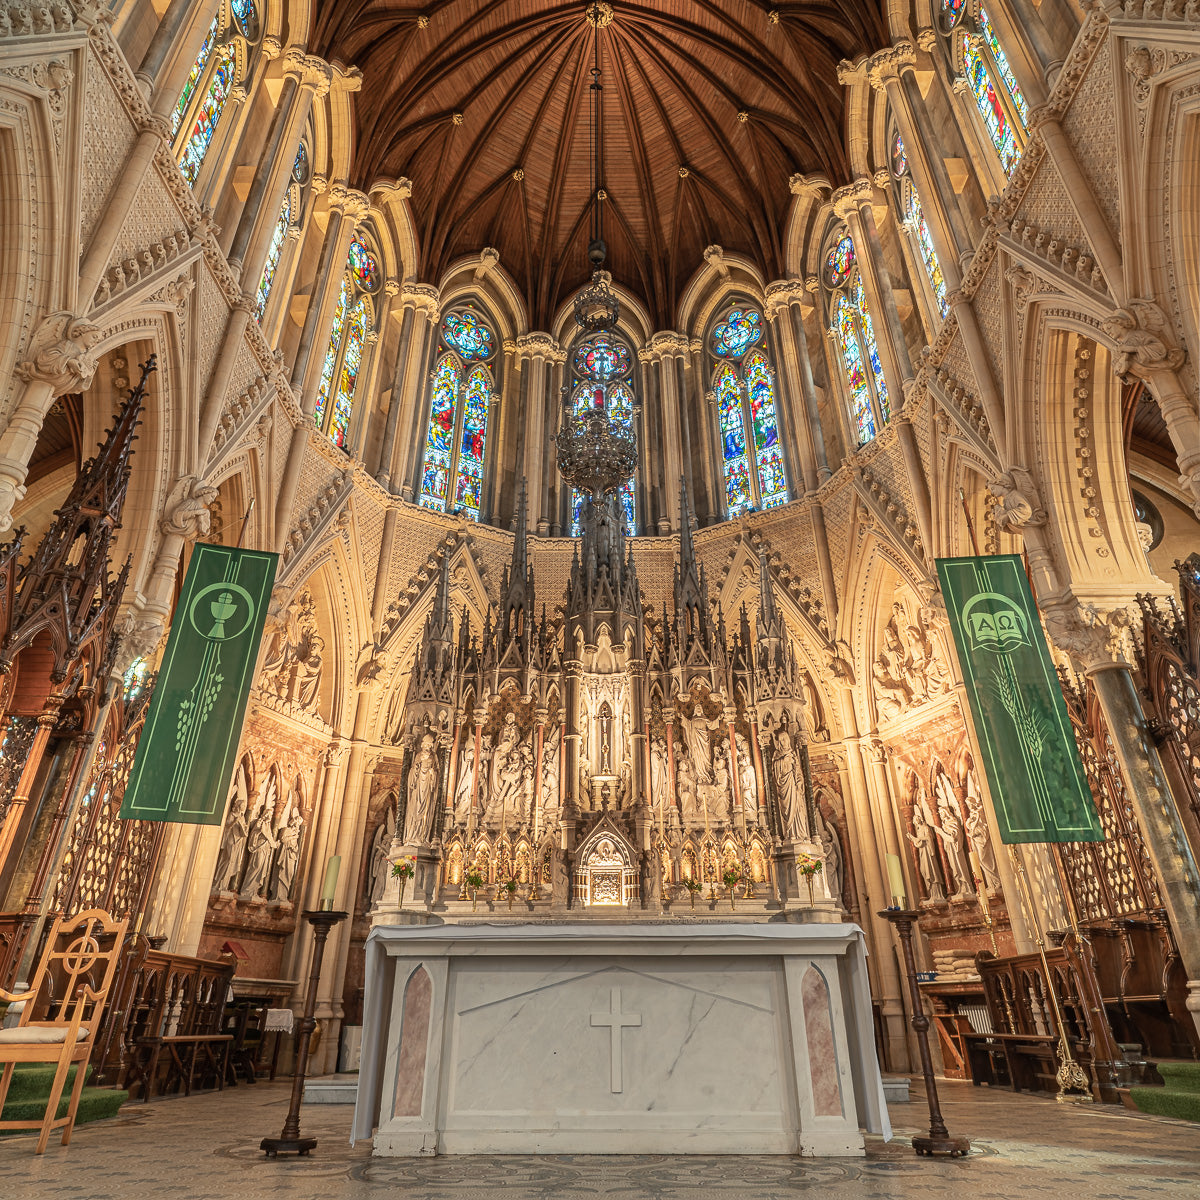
<box><xmin>555</xmin><ymin>4</ymin><xmax>637</xmax><ymax>501</ymax></box>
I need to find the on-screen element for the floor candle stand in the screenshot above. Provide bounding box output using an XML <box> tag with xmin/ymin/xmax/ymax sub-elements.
<box><xmin>261</xmin><ymin>909</ymin><xmax>348</xmax><ymax>1157</ymax></box>
<box><xmin>879</xmin><ymin>907</ymin><xmax>970</xmax><ymax>1158</ymax></box>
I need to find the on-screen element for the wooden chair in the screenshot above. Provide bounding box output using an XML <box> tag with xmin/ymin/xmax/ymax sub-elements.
<box><xmin>0</xmin><ymin>909</ymin><xmax>128</xmax><ymax>1153</ymax></box>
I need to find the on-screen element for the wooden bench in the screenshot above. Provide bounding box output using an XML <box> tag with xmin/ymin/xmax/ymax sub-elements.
<box><xmin>128</xmin><ymin>1033</ymin><xmax>233</xmax><ymax>1101</ymax></box>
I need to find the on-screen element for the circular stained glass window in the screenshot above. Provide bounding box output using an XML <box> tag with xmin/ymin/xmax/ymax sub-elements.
<box><xmin>825</xmin><ymin>235</ymin><xmax>855</xmax><ymax>286</ymax></box>
<box><xmin>711</xmin><ymin>309</ymin><xmax>763</xmax><ymax>359</ymax></box>
<box><xmin>573</xmin><ymin>335</ymin><xmax>631</xmax><ymax>381</ymax></box>
<box><xmin>441</xmin><ymin>311</ymin><xmax>494</xmax><ymax>360</ymax></box>
<box><xmin>348</xmin><ymin>240</ymin><xmax>380</xmax><ymax>292</ymax></box>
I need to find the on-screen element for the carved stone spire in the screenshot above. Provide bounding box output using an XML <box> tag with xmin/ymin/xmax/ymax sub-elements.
<box><xmin>0</xmin><ymin>357</ymin><xmax>155</xmax><ymax>681</ymax></box>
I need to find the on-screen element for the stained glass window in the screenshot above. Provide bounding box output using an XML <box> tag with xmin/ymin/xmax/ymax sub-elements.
<box><xmin>172</xmin><ymin>3</ymin><xmax>260</xmax><ymax>190</ymax></box>
<box><xmin>950</xmin><ymin>7</ymin><xmax>1028</xmax><ymax>178</ymax></box>
<box><xmin>942</xmin><ymin>0</ymin><xmax>967</xmax><ymax>24</ymax></box>
<box><xmin>891</xmin><ymin>129</ymin><xmax>908</xmax><ymax>177</ymax></box>
<box><xmin>828</xmin><ymin>234</ymin><xmax>889</xmax><ymax>446</ymax></box>
<box><xmin>178</xmin><ymin>46</ymin><xmax>233</xmax><ymax>186</ymax></box>
<box><xmin>708</xmin><ymin>307</ymin><xmax>787</xmax><ymax>517</ymax></box>
<box><xmin>254</xmin><ymin>192</ymin><xmax>290</xmax><ymax>321</ymax></box>
<box><xmin>171</xmin><ymin>18</ymin><xmax>217</xmax><ymax>136</ymax></box>
<box><xmin>314</xmin><ymin>278</ymin><xmax>350</xmax><ymax>434</ymax></box>
<box><xmin>825</xmin><ymin>236</ymin><xmax>855</xmax><ymax>286</ymax></box>
<box><xmin>441</xmin><ymin>311</ymin><xmax>494</xmax><ymax>360</ymax></box>
<box><xmin>418</xmin><ymin>310</ymin><xmax>497</xmax><ymax>521</ymax></box>
<box><xmin>908</xmin><ymin>189</ymin><xmax>948</xmax><ymax>318</ymax></box>
<box><xmin>314</xmin><ymin>238</ymin><xmax>378</xmax><ymax>448</ymax></box>
<box><xmin>711</xmin><ymin>309</ymin><xmax>763</xmax><ymax>359</ymax></box>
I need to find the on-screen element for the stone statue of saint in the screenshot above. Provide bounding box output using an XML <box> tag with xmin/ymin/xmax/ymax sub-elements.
<box><xmin>453</xmin><ymin>741</ymin><xmax>476</xmax><ymax>823</ymax></box>
<box><xmin>540</xmin><ymin>726</ymin><xmax>561</xmax><ymax>819</ymax></box>
<box><xmin>908</xmin><ymin>798</ymin><xmax>946</xmax><ymax>903</ymax></box>
<box><xmin>367</xmin><ymin>804</ymin><xmax>396</xmax><ymax>904</ymax></box>
<box><xmin>710</xmin><ymin>745</ymin><xmax>733</xmax><ymax>823</ymax></box>
<box><xmin>771</xmin><ymin>724</ymin><xmax>808</xmax><ymax>841</ymax></box>
<box><xmin>240</xmin><ymin>782</ymin><xmax>279</xmax><ymax>900</ymax></box>
<box><xmin>551</xmin><ymin>846</ymin><xmax>570</xmax><ymax>904</ymax></box>
<box><xmin>213</xmin><ymin>767</ymin><xmax>250</xmax><ymax>892</ymax></box>
<box><xmin>675</xmin><ymin>750</ymin><xmax>699</xmax><ymax>826</ymax></box>
<box><xmin>931</xmin><ymin>773</ymin><xmax>972</xmax><ymax>897</ymax></box>
<box><xmin>963</xmin><ymin>770</ymin><xmax>1001</xmax><ymax>891</ymax></box>
<box><xmin>404</xmin><ymin>734</ymin><xmax>440</xmax><ymax>845</ymax></box>
<box><xmin>736</xmin><ymin>733</ymin><xmax>758</xmax><ymax>823</ymax></box>
<box><xmin>679</xmin><ymin>706</ymin><xmax>719</xmax><ymax>785</ymax></box>
<box><xmin>814</xmin><ymin>807</ymin><xmax>843</xmax><ymax>906</ymax></box>
<box><xmin>271</xmin><ymin>805</ymin><xmax>303</xmax><ymax>901</ymax></box>
<box><xmin>649</xmin><ymin>735</ymin><xmax>668</xmax><ymax>811</ymax></box>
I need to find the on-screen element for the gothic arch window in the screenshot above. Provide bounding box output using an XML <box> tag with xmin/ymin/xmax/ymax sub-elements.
<box><xmin>314</xmin><ymin>237</ymin><xmax>380</xmax><ymax>449</ymax></box>
<box><xmin>418</xmin><ymin>307</ymin><xmax>497</xmax><ymax>521</ymax></box>
<box><xmin>170</xmin><ymin>1</ymin><xmax>261</xmax><ymax>189</ymax></box>
<box><xmin>567</xmin><ymin>330</ymin><xmax>637</xmax><ymax>536</ymax></box>
<box><xmin>707</xmin><ymin>306</ymin><xmax>787</xmax><ymax>518</ymax></box>
<box><xmin>824</xmin><ymin>231</ymin><xmax>889</xmax><ymax>447</ymax></box>
<box><xmin>888</xmin><ymin>126</ymin><xmax>949</xmax><ymax>323</ymax></box>
<box><xmin>942</xmin><ymin>0</ymin><xmax>1029</xmax><ymax>178</ymax></box>
<box><xmin>254</xmin><ymin>138</ymin><xmax>311</xmax><ymax>323</ymax></box>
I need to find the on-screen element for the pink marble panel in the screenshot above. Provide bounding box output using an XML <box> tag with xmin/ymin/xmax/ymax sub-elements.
<box><xmin>392</xmin><ymin>965</ymin><xmax>432</xmax><ymax>1117</ymax></box>
<box><xmin>802</xmin><ymin>964</ymin><xmax>842</xmax><ymax>1117</ymax></box>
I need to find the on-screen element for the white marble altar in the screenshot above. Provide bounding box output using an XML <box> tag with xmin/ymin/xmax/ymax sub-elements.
<box><xmin>352</xmin><ymin>922</ymin><xmax>889</xmax><ymax>1157</ymax></box>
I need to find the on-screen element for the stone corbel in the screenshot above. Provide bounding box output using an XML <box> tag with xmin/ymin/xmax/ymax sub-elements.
<box><xmin>987</xmin><ymin>466</ymin><xmax>1047</xmax><ymax>532</ymax></box>
<box><xmin>1100</xmin><ymin>302</ymin><xmax>1186</xmax><ymax>381</ymax></box>
<box><xmin>702</xmin><ymin>245</ymin><xmax>730</xmax><ymax>280</ymax></box>
<box><xmin>475</xmin><ymin>246</ymin><xmax>500</xmax><ymax>280</ymax></box>
<box><xmin>14</xmin><ymin>311</ymin><xmax>103</xmax><ymax>394</ymax></box>
<box><xmin>159</xmin><ymin>474</ymin><xmax>220</xmax><ymax>539</ymax></box>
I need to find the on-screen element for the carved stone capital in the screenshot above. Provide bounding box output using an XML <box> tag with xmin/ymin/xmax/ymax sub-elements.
<box><xmin>14</xmin><ymin>312</ymin><xmax>103</xmax><ymax>395</ymax></box>
<box><xmin>831</xmin><ymin>178</ymin><xmax>874</xmax><ymax>221</ymax></box>
<box><xmin>515</xmin><ymin>332</ymin><xmax>558</xmax><ymax>359</ymax></box>
<box><xmin>402</xmin><ymin>283</ymin><xmax>440</xmax><ymax>315</ymax></box>
<box><xmin>329</xmin><ymin>184</ymin><xmax>371</xmax><ymax>222</ymax></box>
<box><xmin>647</xmin><ymin>331</ymin><xmax>690</xmax><ymax>359</ymax></box>
<box><xmin>1042</xmin><ymin>603</ymin><xmax>1132</xmax><ymax>671</ymax></box>
<box><xmin>866</xmin><ymin>40</ymin><xmax>915</xmax><ymax>92</ymax></box>
<box><xmin>764</xmin><ymin>277</ymin><xmax>807</xmax><ymax>316</ymax></box>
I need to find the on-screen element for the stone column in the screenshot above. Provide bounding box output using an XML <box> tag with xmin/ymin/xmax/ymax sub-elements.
<box><xmin>1054</xmin><ymin>622</ymin><xmax>1200</xmax><ymax>1039</ymax></box>
<box><xmin>135</xmin><ymin>0</ymin><xmax>217</xmax><ymax>95</ymax></box>
<box><xmin>646</xmin><ymin>334</ymin><xmax>688</xmax><ymax>531</ymax></box>
<box><xmin>0</xmin><ymin>313</ymin><xmax>103</xmax><ymax>531</ymax></box>
<box><xmin>517</xmin><ymin>334</ymin><xmax>556</xmax><ymax>535</ymax></box>
<box><xmin>761</xmin><ymin>311</ymin><xmax>800</xmax><ymax>501</ymax></box>
<box><xmin>688</xmin><ymin>340</ymin><xmax>720</xmax><ymax>523</ymax></box>
<box><xmin>374</xmin><ymin>301</ymin><xmax>417</xmax><ymax>488</ymax></box>
<box><xmin>765</xmin><ymin>279</ymin><xmax>826</xmax><ymax>493</ymax></box>
<box><xmin>394</xmin><ymin>289</ymin><xmax>442</xmax><ymax>501</ymax></box>
<box><xmin>198</xmin><ymin>296</ymin><xmax>254</xmax><ymax>458</ymax></box>
<box><xmin>834</xmin><ymin>181</ymin><xmax>934</xmax><ymax>557</ymax></box>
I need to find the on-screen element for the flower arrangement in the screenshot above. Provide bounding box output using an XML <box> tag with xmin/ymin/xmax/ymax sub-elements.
<box><xmin>391</xmin><ymin>855</ymin><xmax>416</xmax><ymax>905</ymax></box>
<box><xmin>465</xmin><ymin>869</ymin><xmax>486</xmax><ymax>911</ymax></box>
<box><xmin>796</xmin><ymin>853</ymin><xmax>823</xmax><ymax>906</ymax></box>
<box><xmin>501</xmin><ymin>878</ymin><xmax>518</xmax><ymax>910</ymax></box>
<box><xmin>721</xmin><ymin>866</ymin><xmax>743</xmax><ymax>911</ymax></box>
<box><xmin>681</xmin><ymin>876</ymin><xmax>703</xmax><ymax>911</ymax></box>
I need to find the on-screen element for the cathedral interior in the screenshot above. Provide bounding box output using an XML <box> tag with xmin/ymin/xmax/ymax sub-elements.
<box><xmin>2</xmin><ymin>0</ymin><xmax>1200</xmax><ymax>1148</ymax></box>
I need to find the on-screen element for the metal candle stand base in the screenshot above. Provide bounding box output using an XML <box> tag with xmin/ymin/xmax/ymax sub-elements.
<box><xmin>261</xmin><ymin>909</ymin><xmax>348</xmax><ymax>1158</ymax></box>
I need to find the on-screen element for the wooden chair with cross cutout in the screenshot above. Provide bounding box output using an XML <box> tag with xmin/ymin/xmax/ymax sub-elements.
<box><xmin>0</xmin><ymin>909</ymin><xmax>128</xmax><ymax>1153</ymax></box>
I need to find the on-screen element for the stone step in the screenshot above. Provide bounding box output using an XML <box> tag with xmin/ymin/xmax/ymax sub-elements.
<box><xmin>881</xmin><ymin>1075</ymin><xmax>910</xmax><ymax>1104</ymax></box>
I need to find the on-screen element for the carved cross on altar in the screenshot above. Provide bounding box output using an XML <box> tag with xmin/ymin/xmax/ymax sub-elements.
<box><xmin>590</xmin><ymin>986</ymin><xmax>641</xmax><ymax>1093</ymax></box>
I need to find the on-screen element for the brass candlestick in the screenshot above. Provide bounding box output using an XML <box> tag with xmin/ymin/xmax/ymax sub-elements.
<box><xmin>879</xmin><ymin>908</ymin><xmax>970</xmax><ymax>1158</ymax></box>
<box><xmin>261</xmin><ymin>910</ymin><xmax>349</xmax><ymax>1157</ymax></box>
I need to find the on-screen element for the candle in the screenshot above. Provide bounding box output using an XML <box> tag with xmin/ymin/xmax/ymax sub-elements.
<box><xmin>885</xmin><ymin>853</ymin><xmax>906</xmax><ymax>907</ymax></box>
<box><xmin>320</xmin><ymin>855</ymin><xmax>341</xmax><ymax>911</ymax></box>
<box><xmin>969</xmin><ymin>848</ymin><xmax>983</xmax><ymax>886</ymax></box>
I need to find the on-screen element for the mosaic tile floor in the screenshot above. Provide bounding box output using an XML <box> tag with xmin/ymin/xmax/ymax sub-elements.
<box><xmin>1</xmin><ymin>1077</ymin><xmax>1198</xmax><ymax>1198</ymax></box>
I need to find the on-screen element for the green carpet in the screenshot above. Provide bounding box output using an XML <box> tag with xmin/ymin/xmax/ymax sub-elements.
<box><xmin>0</xmin><ymin>1063</ymin><xmax>128</xmax><ymax>1131</ymax></box>
<box><xmin>1129</xmin><ymin>1061</ymin><xmax>1200</xmax><ymax>1123</ymax></box>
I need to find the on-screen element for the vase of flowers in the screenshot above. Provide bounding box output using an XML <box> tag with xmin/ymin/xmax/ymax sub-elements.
<box><xmin>721</xmin><ymin>866</ymin><xmax>743</xmax><ymax>911</ymax></box>
<box><xmin>391</xmin><ymin>856</ymin><xmax>416</xmax><ymax>907</ymax></box>
<box><xmin>502</xmin><ymin>878</ymin><xmax>518</xmax><ymax>910</ymax></box>
<box><xmin>682</xmin><ymin>877</ymin><xmax>703</xmax><ymax>911</ymax></box>
<box><xmin>466</xmin><ymin>870</ymin><xmax>485</xmax><ymax>912</ymax></box>
<box><xmin>796</xmin><ymin>852</ymin><xmax>823</xmax><ymax>906</ymax></box>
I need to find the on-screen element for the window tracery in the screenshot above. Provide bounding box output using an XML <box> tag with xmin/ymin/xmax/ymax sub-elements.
<box><xmin>889</xmin><ymin>128</ymin><xmax>949</xmax><ymax>322</ymax></box>
<box><xmin>171</xmin><ymin>2</ymin><xmax>261</xmax><ymax>189</ymax></box>
<box><xmin>824</xmin><ymin>234</ymin><xmax>889</xmax><ymax>447</ymax></box>
<box><xmin>314</xmin><ymin>237</ymin><xmax>380</xmax><ymax>450</ymax></box>
<box><xmin>254</xmin><ymin>139</ymin><xmax>311</xmax><ymax>323</ymax></box>
<box><xmin>707</xmin><ymin>307</ymin><xmax>786</xmax><ymax>518</ymax></box>
<box><xmin>568</xmin><ymin>331</ymin><xmax>637</xmax><ymax>536</ymax></box>
<box><xmin>942</xmin><ymin>0</ymin><xmax>1029</xmax><ymax>178</ymax></box>
<box><xmin>418</xmin><ymin>307</ymin><xmax>498</xmax><ymax>521</ymax></box>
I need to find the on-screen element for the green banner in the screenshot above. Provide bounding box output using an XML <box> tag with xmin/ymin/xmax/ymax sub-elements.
<box><xmin>936</xmin><ymin>554</ymin><xmax>1102</xmax><ymax>844</ymax></box>
<box><xmin>120</xmin><ymin>545</ymin><xmax>277</xmax><ymax>825</ymax></box>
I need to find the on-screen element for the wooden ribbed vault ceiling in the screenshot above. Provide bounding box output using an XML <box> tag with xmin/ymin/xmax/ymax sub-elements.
<box><xmin>313</xmin><ymin>1</ymin><xmax>887</xmax><ymax>328</ymax></box>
